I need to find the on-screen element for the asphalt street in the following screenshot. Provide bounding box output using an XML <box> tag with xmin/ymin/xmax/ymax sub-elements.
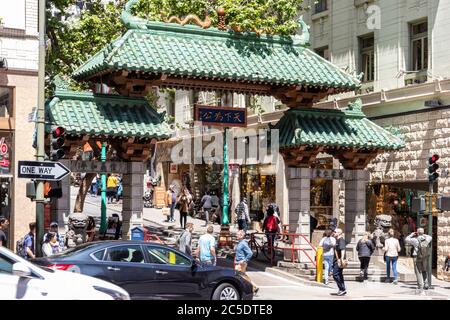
<box><xmin>71</xmin><ymin>188</ymin><xmax>450</xmax><ymax>300</ymax></box>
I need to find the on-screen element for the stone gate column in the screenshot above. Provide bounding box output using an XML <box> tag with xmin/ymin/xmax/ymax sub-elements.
<box><xmin>122</xmin><ymin>162</ymin><xmax>145</xmax><ymax>239</ymax></box>
<box><xmin>286</xmin><ymin>167</ymin><xmax>313</xmax><ymax>264</ymax></box>
<box><xmin>344</xmin><ymin>169</ymin><xmax>369</xmax><ymax>261</ymax></box>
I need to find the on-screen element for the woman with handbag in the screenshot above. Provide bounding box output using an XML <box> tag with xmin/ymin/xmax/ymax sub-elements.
<box><xmin>177</xmin><ymin>187</ymin><xmax>192</xmax><ymax>229</ymax></box>
<box><xmin>332</xmin><ymin>228</ymin><xmax>347</xmax><ymax>296</ymax></box>
<box><xmin>356</xmin><ymin>232</ymin><xmax>375</xmax><ymax>281</ymax></box>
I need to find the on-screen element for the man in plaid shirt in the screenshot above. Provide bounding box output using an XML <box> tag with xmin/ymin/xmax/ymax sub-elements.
<box><xmin>235</xmin><ymin>198</ymin><xmax>250</xmax><ymax>232</ymax></box>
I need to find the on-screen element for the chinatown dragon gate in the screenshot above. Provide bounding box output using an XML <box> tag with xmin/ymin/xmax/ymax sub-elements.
<box><xmin>48</xmin><ymin>0</ymin><xmax>403</xmax><ymax>261</ymax></box>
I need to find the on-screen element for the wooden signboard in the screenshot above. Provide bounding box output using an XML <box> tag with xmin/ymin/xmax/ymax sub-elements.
<box><xmin>194</xmin><ymin>105</ymin><xmax>247</xmax><ymax>127</ymax></box>
<box><xmin>154</xmin><ymin>186</ymin><xmax>166</xmax><ymax>209</ymax></box>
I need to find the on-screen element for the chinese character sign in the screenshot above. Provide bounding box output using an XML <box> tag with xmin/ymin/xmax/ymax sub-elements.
<box><xmin>195</xmin><ymin>105</ymin><xmax>247</xmax><ymax>127</ymax></box>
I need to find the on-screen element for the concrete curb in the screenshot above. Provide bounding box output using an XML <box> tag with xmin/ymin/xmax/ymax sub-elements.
<box><xmin>265</xmin><ymin>267</ymin><xmax>332</xmax><ymax>289</ymax></box>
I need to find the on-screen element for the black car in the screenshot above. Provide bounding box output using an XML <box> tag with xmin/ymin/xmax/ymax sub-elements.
<box><xmin>32</xmin><ymin>241</ymin><xmax>253</xmax><ymax>300</ymax></box>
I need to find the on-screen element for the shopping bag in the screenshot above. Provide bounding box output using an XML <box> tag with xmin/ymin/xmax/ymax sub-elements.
<box><xmin>162</xmin><ymin>208</ymin><xmax>170</xmax><ymax>216</ymax></box>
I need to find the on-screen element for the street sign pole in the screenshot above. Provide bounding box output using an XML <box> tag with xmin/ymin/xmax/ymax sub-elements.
<box><xmin>35</xmin><ymin>0</ymin><xmax>46</xmax><ymax>257</ymax></box>
<box><xmin>428</xmin><ymin>182</ymin><xmax>433</xmax><ymax>288</ymax></box>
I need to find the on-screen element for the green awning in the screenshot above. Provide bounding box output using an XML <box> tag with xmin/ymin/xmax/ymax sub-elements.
<box><xmin>274</xmin><ymin>99</ymin><xmax>404</xmax><ymax>150</ymax></box>
<box><xmin>46</xmin><ymin>90</ymin><xmax>171</xmax><ymax>139</ymax></box>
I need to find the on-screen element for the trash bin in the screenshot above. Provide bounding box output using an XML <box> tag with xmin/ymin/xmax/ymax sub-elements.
<box><xmin>131</xmin><ymin>226</ymin><xmax>145</xmax><ymax>241</ymax></box>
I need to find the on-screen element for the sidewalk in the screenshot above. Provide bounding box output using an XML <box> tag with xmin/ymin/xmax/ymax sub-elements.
<box><xmin>142</xmin><ymin>207</ymin><xmax>241</xmax><ymax>236</ymax></box>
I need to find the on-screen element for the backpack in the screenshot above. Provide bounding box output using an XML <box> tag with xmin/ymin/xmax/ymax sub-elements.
<box><xmin>265</xmin><ymin>215</ymin><xmax>278</xmax><ymax>232</ymax></box>
<box><xmin>16</xmin><ymin>236</ymin><xmax>27</xmax><ymax>258</ymax></box>
<box><xmin>417</xmin><ymin>238</ymin><xmax>431</xmax><ymax>260</ymax></box>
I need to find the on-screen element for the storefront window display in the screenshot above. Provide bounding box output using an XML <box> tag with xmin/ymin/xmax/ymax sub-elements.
<box><xmin>367</xmin><ymin>183</ymin><xmax>427</xmax><ymax>256</ymax></box>
<box><xmin>310</xmin><ymin>179</ymin><xmax>333</xmax><ymax>229</ymax></box>
<box><xmin>240</xmin><ymin>165</ymin><xmax>276</xmax><ymax>221</ymax></box>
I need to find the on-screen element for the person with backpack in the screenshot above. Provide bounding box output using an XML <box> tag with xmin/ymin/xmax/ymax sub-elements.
<box><xmin>405</xmin><ymin>227</ymin><xmax>432</xmax><ymax>292</ymax></box>
<box><xmin>384</xmin><ymin>228</ymin><xmax>401</xmax><ymax>284</ymax></box>
<box><xmin>356</xmin><ymin>231</ymin><xmax>375</xmax><ymax>282</ymax></box>
<box><xmin>178</xmin><ymin>223</ymin><xmax>194</xmax><ymax>256</ymax></box>
<box><xmin>20</xmin><ymin>222</ymin><xmax>36</xmax><ymax>260</ymax></box>
<box><xmin>319</xmin><ymin>229</ymin><xmax>336</xmax><ymax>285</ymax></box>
<box><xmin>263</xmin><ymin>205</ymin><xmax>280</xmax><ymax>255</ymax></box>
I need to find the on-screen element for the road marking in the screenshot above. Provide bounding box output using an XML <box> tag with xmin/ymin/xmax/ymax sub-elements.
<box><xmin>257</xmin><ymin>285</ymin><xmax>303</xmax><ymax>289</ymax></box>
<box><xmin>247</xmin><ymin>270</ymin><xmax>324</xmax><ymax>287</ymax></box>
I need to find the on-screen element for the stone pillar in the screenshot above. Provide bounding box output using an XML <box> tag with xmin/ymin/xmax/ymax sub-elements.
<box><xmin>332</xmin><ymin>159</ymin><xmax>341</xmax><ymax>221</ymax></box>
<box><xmin>437</xmin><ymin>210</ymin><xmax>450</xmax><ymax>281</ymax></box>
<box><xmin>122</xmin><ymin>162</ymin><xmax>145</xmax><ymax>239</ymax></box>
<box><xmin>286</xmin><ymin>167</ymin><xmax>313</xmax><ymax>264</ymax></box>
<box><xmin>344</xmin><ymin>169</ymin><xmax>369</xmax><ymax>261</ymax></box>
<box><xmin>50</xmin><ymin>160</ymin><xmax>71</xmax><ymax>236</ymax></box>
<box><xmin>276</xmin><ymin>154</ymin><xmax>289</xmax><ymax>226</ymax></box>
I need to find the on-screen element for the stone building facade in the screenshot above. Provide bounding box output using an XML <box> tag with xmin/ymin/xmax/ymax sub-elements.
<box><xmin>154</xmin><ymin>0</ymin><xmax>450</xmax><ymax>276</ymax></box>
<box><xmin>0</xmin><ymin>0</ymin><xmax>38</xmax><ymax>248</ymax></box>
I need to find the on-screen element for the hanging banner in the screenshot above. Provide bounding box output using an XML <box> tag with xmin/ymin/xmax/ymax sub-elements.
<box><xmin>194</xmin><ymin>105</ymin><xmax>247</xmax><ymax>127</ymax></box>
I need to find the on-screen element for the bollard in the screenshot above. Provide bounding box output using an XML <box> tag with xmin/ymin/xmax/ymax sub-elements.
<box><xmin>316</xmin><ymin>246</ymin><xmax>323</xmax><ymax>283</ymax></box>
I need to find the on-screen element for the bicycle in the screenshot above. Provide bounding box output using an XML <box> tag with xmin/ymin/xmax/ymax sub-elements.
<box><xmin>247</xmin><ymin>232</ymin><xmax>279</xmax><ymax>261</ymax></box>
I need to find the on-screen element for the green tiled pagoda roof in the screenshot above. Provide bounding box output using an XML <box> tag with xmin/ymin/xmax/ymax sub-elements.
<box><xmin>46</xmin><ymin>90</ymin><xmax>171</xmax><ymax>139</ymax></box>
<box><xmin>73</xmin><ymin>2</ymin><xmax>360</xmax><ymax>91</ymax></box>
<box><xmin>273</xmin><ymin>100</ymin><xmax>404</xmax><ymax>150</ymax></box>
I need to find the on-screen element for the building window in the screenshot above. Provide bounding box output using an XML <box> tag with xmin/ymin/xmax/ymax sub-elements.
<box><xmin>0</xmin><ymin>87</ymin><xmax>12</xmax><ymax>118</ymax></box>
<box><xmin>314</xmin><ymin>0</ymin><xmax>327</xmax><ymax>13</ymax></box>
<box><xmin>315</xmin><ymin>46</ymin><xmax>330</xmax><ymax>61</ymax></box>
<box><xmin>359</xmin><ymin>35</ymin><xmax>375</xmax><ymax>82</ymax></box>
<box><xmin>410</xmin><ymin>21</ymin><xmax>428</xmax><ymax>71</ymax></box>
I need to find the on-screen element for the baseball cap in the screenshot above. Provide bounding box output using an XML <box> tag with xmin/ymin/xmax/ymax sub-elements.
<box><xmin>50</xmin><ymin>221</ymin><xmax>58</xmax><ymax>227</ymax></box>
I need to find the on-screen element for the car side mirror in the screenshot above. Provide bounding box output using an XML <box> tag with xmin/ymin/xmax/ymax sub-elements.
<box><xmin>191</xmin><ymin>259</ymin><xmax>198</xmax><ymax>270</ymax></box>
<box><xmin>12</xmin><ymin>262</ymin><xmax>33</xmax><ymax>278</ymax></box>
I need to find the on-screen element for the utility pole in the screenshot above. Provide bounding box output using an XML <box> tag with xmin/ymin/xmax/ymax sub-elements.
<box><xmin>35</xmin><ymin>0</ymin><xmax>46</xmax><ymax>257</ymax></box>
<box><xmin>428</xmin><ymin>180</ymin><xmax>433</xmax><ymax>288</ymax></box>
<box><xmin>427</xmin><ymin>154</ymin><xmax>439</xmax><ymax>288</ymax></box>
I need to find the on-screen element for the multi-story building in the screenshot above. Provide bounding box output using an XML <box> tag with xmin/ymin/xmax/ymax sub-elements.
<box><xmin>160</xmin><ymin>0</ymin><xmax>450</xmax><ymax>279</ymax></box>
<box><xmin>303</xmin><ymin>0</ymin><xmax>450</xmax><ymax>280</ymax></box>
<box><xmin>0</xmin><ymin>0</ymin><xmax>38</xmax><ymax>248</ymax></box>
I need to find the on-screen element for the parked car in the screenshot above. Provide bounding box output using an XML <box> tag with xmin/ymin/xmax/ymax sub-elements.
<box><xmin>32</xmin><ymin>241</ymin><xmax>254</xmax><ymax>300</ymax></box>
<box><xmin>0</xmin><ymin>247</ymin><xmax>129</xmax><ymax>300</ymax></box>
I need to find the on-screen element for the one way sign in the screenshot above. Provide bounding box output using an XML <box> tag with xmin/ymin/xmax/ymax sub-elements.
<box><xmin>18</xmin><ymin>161</ymin><xmax>71</xmax><ymax>181</ymax></box>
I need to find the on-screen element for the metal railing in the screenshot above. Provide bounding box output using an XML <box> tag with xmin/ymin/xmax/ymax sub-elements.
<box><xmin>247</xmin><ymin>231</ymin><xmax>317</xmax><ymax>266</ymax></box>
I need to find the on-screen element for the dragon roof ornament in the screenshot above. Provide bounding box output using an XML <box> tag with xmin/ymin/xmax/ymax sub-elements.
<box><xmin>293</xmin><ymin>16</ymin><xmax>310</xmax><ymax>46</ymax></box>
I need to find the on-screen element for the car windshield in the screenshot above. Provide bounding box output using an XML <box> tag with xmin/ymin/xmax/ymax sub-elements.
<box><xmin>51</xmin><ymin>242</ymin><xmax>102</xmax><ymax>258</ymax></box>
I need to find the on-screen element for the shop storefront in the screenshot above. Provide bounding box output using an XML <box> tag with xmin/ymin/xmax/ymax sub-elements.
<box><xmin>0</xmin><ymin>132</ymin><xmax>13</xmax><ymax>244</ymax></box>
<box><xmin>367</xmin><ymin>182</ymin><xmax>437</xmax><ymax>259</ymax></box>
<box><xmin>240</xmin><ymin>164</ymin><xmax>276</xmax><ymax>221</ymax></box>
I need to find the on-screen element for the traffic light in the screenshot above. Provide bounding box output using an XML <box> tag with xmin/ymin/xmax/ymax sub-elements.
<box><xmin>50</xmin><ymin>126</ymin><xmax>65</xmax><ymax>161</ymax></box>
<box><xmin>428</xmin><ymin>154</ymin><xmax>440</xmax><ymax>182</ymax></box>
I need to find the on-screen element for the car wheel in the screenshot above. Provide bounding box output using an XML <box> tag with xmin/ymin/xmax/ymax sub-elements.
<box><xmin>212</xmin><ymin>283</ymin><xmax>240</xmax><ymax>300</ymax></box>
